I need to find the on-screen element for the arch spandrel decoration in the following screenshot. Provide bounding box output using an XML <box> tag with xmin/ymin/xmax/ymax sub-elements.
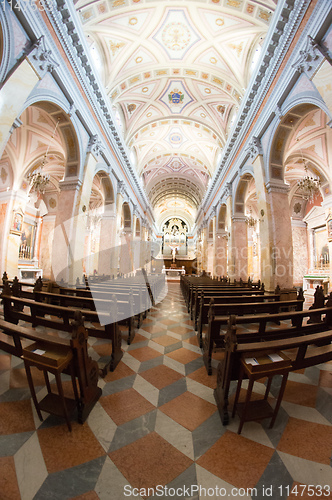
<box><xmin>32</xmin><ymin>102</ymin><xmax>80</xmax><ymax>180</ymax></box>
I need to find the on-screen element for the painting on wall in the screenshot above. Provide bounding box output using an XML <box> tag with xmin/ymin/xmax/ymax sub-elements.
<box><xmin>314</xmin><ymin>226</ymin><xmax>329</xmax><ymax>268</ymax></box>
<box><xmin>19</xmin><ymin>222</ymin><xmax>35</xmax><ymax>260</ymax></box>
<box><xmin>10</xmin><ymin>210</ymin><xmax>23</xmax><ymax>235</ymax></box>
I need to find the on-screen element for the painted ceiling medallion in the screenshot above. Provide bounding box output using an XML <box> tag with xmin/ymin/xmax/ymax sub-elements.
<box><xmin>160</xmin><ymin>80</ymin><xmax>194</xmax><ymax>114</ymax></box>
<box><xmin>168</xmin><ymin>89</ymin><xmax>184</xmax><ymax>105</ymax></box>
<box><xmin>162</xmin><ymin>23</ymin><xmax>191</xmax><ymax>51</ymax></box>
<box><xmin>153</xmin><ymin>10</ymin><xmax>200</xmax><ymax>60</ymax></box>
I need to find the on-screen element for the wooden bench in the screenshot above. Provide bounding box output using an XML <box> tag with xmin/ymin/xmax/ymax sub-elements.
<box><xmin>1</xmin><ymin>288</ymin><xmax>123</xmax><ymax>376</ymax></box>
<box><xmin>214</xmin><ymin>315</ymin><xmax>332</xmax><ymax>426</ymax></box>
<box><xmin>197</xmin><ymin>292</ymin><xmax>304</xmax><ymax>348</ymax></box>
<box><xmin>27</xmin><ymin>285</ymin><xmax>137</xmax><ymax>345</ymax></box>
<box><xmin>204</xmin><ymin>302</ymin><xmax>332</xmax><ymax>375</ymax></box>
<box><xmin>0</xmin><ymin>313</ymin><xmax>102</xmax><ymax>425</ymax></box>
<box><xmin>191</xmin><ymin>288</ymin><xmax>266</xmax><ymax>321</ymax></box>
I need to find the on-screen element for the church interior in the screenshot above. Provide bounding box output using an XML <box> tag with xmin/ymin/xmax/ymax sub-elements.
<box><xmin>0</xmin><ymin>0</ymin><xmax>332</xmax><ymax>498</ymax></box>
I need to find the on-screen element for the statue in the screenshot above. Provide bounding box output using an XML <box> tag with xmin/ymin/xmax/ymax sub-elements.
<box><xmin>172</xmin><ymin>246</ymin><xmax>177</xmax><ymax>263</ymax></box>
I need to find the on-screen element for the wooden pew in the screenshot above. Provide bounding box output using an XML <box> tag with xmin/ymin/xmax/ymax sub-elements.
<box><xmin>31</xmin><ymin>285</ymin><xmax>136</xmax><ymax>345</ymax></box>
<box><xmin>197</xmin><ymin>291</ymin><xmax>304</xmax><ymax>348</ymax></box>
<box><xmin>1</xmin><ymin>287</ymin><xmax>123</xmax><ymax>376</ymax></box>
<box><xmin>204</xmin><ymin>301</ymin><xmax>332</xmax><ymax>375</ymax></box>
<box><xmin>0</xmin><ymin>312</ymin><xmax>102</xmax><ymax>424</ymax></box>
<box><xmin>214</xmin><ymin>315</ymin><xmax>332</xmax><ymax>425</ymax></box>
<box><xmin>191</xmin><ymin>288</ymin><xmax>266</xmax><ymax>321</ymax></box>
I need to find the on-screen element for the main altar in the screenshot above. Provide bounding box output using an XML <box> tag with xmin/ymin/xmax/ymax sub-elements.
<box><xmin>162</xmin><ymin>264</ymin><xmax>186</xmax><ymax>280</ymax></box>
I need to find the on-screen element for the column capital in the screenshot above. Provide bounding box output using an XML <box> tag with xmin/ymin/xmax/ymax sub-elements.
<box><xmin>265</xmin><ymin>180</ymin><xmax>290</xmax><ymax>194</ymax></box>
<box><xmin>59</xmin><ymin>178</ymin><xmax>82</xmax><ymax>192</ymax></box>
<box><xmin>232</xmin><ymin>215</ymin><xmax>247</xmax><ymax>223</ymax></box>
<box><xmin>292</xmin><ymin>35</ymin><xmax>326</xmax><ymax>78</ymax></box>
<box><xmin>246</xmin><ymin>136</ymin><xmax>263</xmax><ymax>160</ymax></box>
<box><xmin>87</xmin><ymin>135</ymin><xmax>105</xmax><ymax>157</ymax></box>
<box><xmin>28</xmin><ymin>35</ymin><xmax>59</xmax><ymax>78</ymax></box>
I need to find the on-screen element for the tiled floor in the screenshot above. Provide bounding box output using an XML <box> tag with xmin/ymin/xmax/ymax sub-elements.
<box><xmin>0</xmin><ymin>282</ymin><xmax>332</xmax><ymax>499</ymax></box>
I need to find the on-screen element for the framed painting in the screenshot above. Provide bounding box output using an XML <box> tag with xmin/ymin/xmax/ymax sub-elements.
<box><xmin>10</xmin><ymin>210</ymin><xmax>23</xmax><ymax>235</ymax></box>
<box><xmin>20</xmin><ymin>222</ymin><xmax>35</xmax><ymax>260</ymax></box>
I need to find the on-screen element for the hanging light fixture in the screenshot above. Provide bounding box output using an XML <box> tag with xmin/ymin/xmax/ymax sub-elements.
<box><xmin>27</xmin><ymin>117</ymin><xmax>60</xmax><ymax>194</ymax></box>
<box><xmin>245</xmin><ymin>206</ymin><xmax>257</xmax><ymax>228</ymax></box>
<box><xmin>296</xmin><ymin>139</ymin><xmax>321</xmax><ymax>201</ymax></box>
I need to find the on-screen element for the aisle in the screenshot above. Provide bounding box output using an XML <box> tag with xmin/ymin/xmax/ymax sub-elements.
<box><xmin>0</xmin><ymin>283</ymin><xmax>331</xmax><ymax>499</ymax></box>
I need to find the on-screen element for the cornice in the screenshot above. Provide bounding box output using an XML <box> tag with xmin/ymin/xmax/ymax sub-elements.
<box><xmin>13</xmin><ymin>0</ymin><xmax>150</xmax><ymax>213</ymax></box>
<box><xmin>201</xmin><ymin>0</ymin><xmax>310</xmax><ymax>210</ymax></box>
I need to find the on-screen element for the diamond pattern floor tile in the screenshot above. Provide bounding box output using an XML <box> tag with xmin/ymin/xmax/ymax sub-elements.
<box><xmin>0</xmin><ymin>282</ymin><xmax>331</xmax><ymax>499</ymax></box>
<box><xmin>109</xmin><ymin>432</ymin><xmax>193</xmax><ymax>490</ymax></box>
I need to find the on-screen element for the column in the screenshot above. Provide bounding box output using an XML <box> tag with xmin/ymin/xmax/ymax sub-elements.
<box><xmin>201</xmin><ymin>226</ymin><xmax>208</xmax><ymax>271</ymax></box>
<box><xmin>230</xmin><ymin>216</ymin><xmax>248</xmax><ymax>281</ymax></box>
<box><xmin>98</xmin><ymin>211</ymin><xmax>117</xmax><ymax>276</ymax></box>
<box><xmin>51</xmin><ymin>152</ymin><xmax>97</xmax><ymax>284</ymax></box>
<box><xmin>252</xmin><ymin>151</ymin><xmax>293</xmax><ymax>290</ymax></box>
<box><xmin>215</xmin><ymin>231</ymin><xmax>228</xmax><ymax>277</ymax></box>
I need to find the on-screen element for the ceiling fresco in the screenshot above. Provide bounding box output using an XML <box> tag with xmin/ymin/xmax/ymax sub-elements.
<box><xmin>76</xmin><ymin>0</ymin><xmax>277</xmax><ymax>230</ymax></box>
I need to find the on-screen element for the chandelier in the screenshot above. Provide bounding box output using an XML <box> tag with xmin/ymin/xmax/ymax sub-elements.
<box><xmin>245</xmin><ymin>207</ymin><xmax>257</xmax><ymax>228</ymax></box>
<box><xmin>296</xmin><ymin>138</ymin><xmax>321</xmax><ymax>201</ymax></box>
<box><xmin>27</xmin><ymin>169</ymin><xmax>50</xmax><ymax>194</ymax></box>
<box><xmin>27</xmin><ymin>118</ymin><xmax>60</xmax><ymax>195</ymax></box>
<box><xmin>297</xmin><ymin>165</ymin><xmax>320</xmax><ymax>201</ymax></box>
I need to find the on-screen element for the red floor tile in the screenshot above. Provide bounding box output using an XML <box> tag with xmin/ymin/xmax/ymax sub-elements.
<box><xmin>140</xmin><ymin>364</ymin><xmax>183</xmax><ymax>389</ymax></box>
<box><xmin>282</xmin><ymin>380</ymin><xmax>318</xmax><ymax>407</ymax></box>
<box><xmin>104</xmin><ymin>361</ymin><xmax>136</xmax><ymax>382</ymax></box>
<box><xmin>109</xmin><ymin>432</ymin><xmax>192</xmax><ymax>491</ymax></box>
<box><xmin>0</xmin><ymin>456</ymin><xmax>21</xmax><ymax>499</ymax></box>
<box><xmin>277</xmin><ymin>417</ymin><xmax>332</xmax><ymax>464</ymax></box>
<box><xmin>37</xmin><ymin>422</ymin><xmax>105</xmax><ymax>473</ymax></box>
<box><xmin>166</xmin><ymin>347</ymin><xmax>200</xmax><ymax>364</ymax></box>
<box><xmin>0</xmin><ymin>400</ymin><xmax>35</xmax><ymax>434</ymax></box>
<box><xmin>197</xmin><ymin>431</ymin><xmax>274</xmax><ymax>489</ymax></box>
<box><xmin>159</xmin><ymin>391</ymin><xmax>216</xmax><ymax>431</ymax></box>
<box><xmin>128</xmin><ymin>346</ymin><xmax>162</xmax><ymax>362</ymax></box>
<box><xmin>99</xmin><ymin>388</ymin><xmax>155</xmax><ymax>425</ymax></box>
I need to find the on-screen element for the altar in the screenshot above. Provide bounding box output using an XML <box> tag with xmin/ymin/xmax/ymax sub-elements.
<box><xmin>162</xmin><ymin>267</ymin><xmax>186</xmax><ymax>279</ymax></box>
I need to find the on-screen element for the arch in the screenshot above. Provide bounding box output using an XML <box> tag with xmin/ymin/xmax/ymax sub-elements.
<box><xmin>217</xmin><ymin>204</ymin><xmax>227</xmax><ymax>231</ymax></box>
<box><xmin>208</xmin><ymin>219</ymin><xmax>213</xmax><ymax>239</ymax></box>
<box><xmin>135</xmin><ymin>218</ymin><xmax>141</xmax><ymax>237</ymax></box>
<box><xmin>233</xmin><ymin>171</ymin><xmax>255</xmax><ymax>215</ymax></box>
<box><xmin>268</xmin><ymin>102</ymin><xmax>330</xmax><ymax>183</ymax></box>
<box><xmin>0</xmin><ymin>8</ymin><xmax>10</xmax><ymax>82</ymax></box>
<box><xmin>17</xmin><ymin>98</ymin><xmax>82</xmax><ymax>180</ymax></box>
<box><xmin>122</xmin><ymin>201</ymin><xmax>131</xmax><ymax>230</ymax></box>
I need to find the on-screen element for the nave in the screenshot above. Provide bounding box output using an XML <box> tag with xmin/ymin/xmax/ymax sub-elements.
<box><xmin>0</xmin><ymin>283</ymin><xmax>332</xmax><ymax>500</ymax></box>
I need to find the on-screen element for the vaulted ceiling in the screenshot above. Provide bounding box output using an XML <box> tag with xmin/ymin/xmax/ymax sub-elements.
<box><xmin>76</xmin><ymin>0</ymin><xmax>277</xmax><ymax>230</ymax></box>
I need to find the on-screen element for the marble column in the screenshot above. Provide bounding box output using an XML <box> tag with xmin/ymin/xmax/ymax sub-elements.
<box><xmin>253</xmin><ymin>153</ymin><xmax>293</xmax><ymax>290</ymax></box>
<box><xmin>52</xmin><ymin>152</ymin><xmax>97</xmax><ymax>284</ymax></box>
<box><xmin>291</xmin><ymin>219</ymin><xmax>308</xmax><ymax>287</ymax></box>
<box><xmin>201</xmin><ymin>226</ymin><xmax>208</xmax><ymax>272</ymax></box>
<box><xmin>215</xmin><ymin>231</ymin><xmax>228</xmax><ymax>277</ymax></box>
<box><xmin>98</xmin><ymin>211</ymin><xmax>116</xmax><ymax>276</ymax></box>
<box><xmin>230</xmin><ymin>216</ymin><xmax>248</xmax><ymax>281</ymax></box>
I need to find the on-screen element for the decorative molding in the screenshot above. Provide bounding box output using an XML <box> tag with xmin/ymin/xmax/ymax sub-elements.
<box><xmin>246</xmin><ymin>136</ymin><xmax>263</xmax><ymax>159</ymax></box>
<box><xmin>88</xmin><ymin>134</ymin><xmax>105</xmax><ymax>157</ymax></box>
<box><xmin>9</xmin><ymin>118</ymin><xmax>23</xmax><ymax>135</ymax></box>
<box><xmin>59</xmin><ymin>178</ymin><xmax>82</xmax><ymax>191</ymax></box>
<box><xmin>29</xmin><ymin>36</ymin><xmax>59</xmax><ymax>75</ymax></box>
<box><xmin>265</xmin><ymin>180</ymin><xmax>290</xmax><ymax>194</ymax></box>
<box><xmin>292</xmin><ymin>35</ymin><xmax>326</xmax><ymax>76</ymax></box>
<box><xmin>231</xmin><ymin>215</ymin><xmax>247</xmax><ymax>223</ymax></box>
